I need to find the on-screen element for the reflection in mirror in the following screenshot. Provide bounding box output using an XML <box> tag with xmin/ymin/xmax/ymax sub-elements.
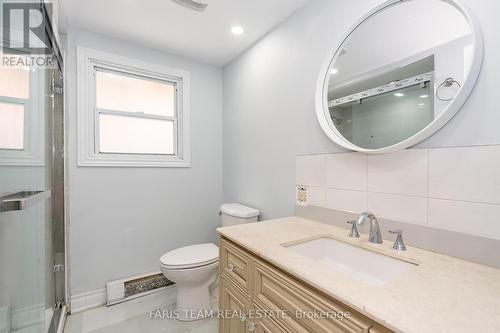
<box><xmin>327</xmin><ymin>0</ymin><xmax>473</xmax><ymax>149</ymax></box>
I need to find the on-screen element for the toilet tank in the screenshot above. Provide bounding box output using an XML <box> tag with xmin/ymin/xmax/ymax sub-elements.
<box><xmin>220</xmin><ymin>203</ymin><xmax>260</xmax><ymax>227</ymax></box>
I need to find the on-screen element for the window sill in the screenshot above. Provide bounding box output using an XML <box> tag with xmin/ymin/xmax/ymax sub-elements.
<box><xmin>77</xmin><ymin>154</ymin><xmax>191</xmax><ymax>168</ymax></box>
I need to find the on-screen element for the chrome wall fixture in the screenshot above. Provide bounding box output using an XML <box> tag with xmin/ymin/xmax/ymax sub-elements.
<box><xmin>436</xmin><ymin>77</ymin><xmax>461</xmax><ymax>101</ymax></box>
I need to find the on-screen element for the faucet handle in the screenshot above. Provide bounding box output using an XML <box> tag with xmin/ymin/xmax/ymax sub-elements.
<box><xmin>389</xmin><ymin>229</ymin><xmax>406</xmax><ymax>251</ymax></box>
<box><xmin>347</xmin><ymin>220</ymin><xmax>360</xmax><ymax>238</ymax></box>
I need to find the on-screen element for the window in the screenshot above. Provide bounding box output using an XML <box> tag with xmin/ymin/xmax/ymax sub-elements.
<box><xmin>77</xmin><ymin>47</ymin><xmax>190</xmax><ymax>167</ymax></box>
<box><xmin>0</xmin><ymin>61</ymin><xmax>29</xmax><ymax>150</ymax></box>
<box><xmin>0</xmin><ymin>55</ymin><xmax>43</xmax><ymax>166</ymax></box>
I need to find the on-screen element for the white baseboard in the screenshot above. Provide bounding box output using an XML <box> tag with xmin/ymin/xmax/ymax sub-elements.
<box><xmin>71</xmin><ymin>289</ymin><xmax>106</xmax><ymax>314</ymax></box>
<box><xmin>72</xmin><ymin>286</ymin><xmax>177</xmax><ymax>333</ymax></box>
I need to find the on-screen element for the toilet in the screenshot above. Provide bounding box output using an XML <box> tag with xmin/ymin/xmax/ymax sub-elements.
<box><xmin>160</xmin><ymin>203</ymin><xmax>259</xmax><ymax>321</ymax></box>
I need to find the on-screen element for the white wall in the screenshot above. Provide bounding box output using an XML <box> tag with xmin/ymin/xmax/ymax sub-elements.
<box><xmin>66</xmin><ymin>29</ymin><xmax>223</xmax><ymax>296</ymax></box>
<box><xmin>223</xmin><ymin>0</ymin><xmax>500</xmax><ymax>219</ymax></box>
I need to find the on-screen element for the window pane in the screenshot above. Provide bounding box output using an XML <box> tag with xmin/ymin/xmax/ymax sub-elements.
<box><xmin>0</xmin><ymin>102</ymin><xmax>24</xmax><ymax>149</ymax></box>
<box><xmin>96</xmin><ymin>69</ymin><xmax>175</xmax><ymax>117</ymax></box>
<box><xmin>99</xmin><ymin>114</ymin><xmax>174</xmax><ymax>154</ymax></box>
<box><xmin>0</xmin><ymin>58</ymin><xmax>30</xmax><ymax>99</ymax></box>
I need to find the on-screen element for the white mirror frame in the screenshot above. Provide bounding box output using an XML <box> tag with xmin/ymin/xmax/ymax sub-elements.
<box><xmin>315</xmin><ymin>0</ymin><xmax>484</xmax><ymax>154</ymax></box>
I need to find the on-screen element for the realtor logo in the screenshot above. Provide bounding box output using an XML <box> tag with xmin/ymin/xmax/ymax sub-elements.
<box><xmin>2</xmin><ymin>2</ymin><xmax>52</xmax><ymax>54</ymax></box>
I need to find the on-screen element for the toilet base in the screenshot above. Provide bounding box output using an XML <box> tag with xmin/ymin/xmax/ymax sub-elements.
<box><xmin>176</xmin><ymin>281</ymin><xmax>214</xmax><ymax>321</ymax></box>
<box><xmin>160</xmin><ymin>261</ymin><xmax>219</xmax><ymax>322</ymax></box>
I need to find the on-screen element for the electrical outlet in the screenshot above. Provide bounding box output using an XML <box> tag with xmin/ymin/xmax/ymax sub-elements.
<box><xmin>296</xmin><ymin>185</ymin><xmax>308</xmax><ymax>206</ymax></box>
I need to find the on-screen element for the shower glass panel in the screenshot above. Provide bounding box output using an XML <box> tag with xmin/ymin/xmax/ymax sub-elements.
<box><xmin>330</xmin><ymin>83</ymin><xmax>434</xmax><ymax>149</ymax></box>
<box><xmin>1</xmin><ymin>3</ymin><xmax>65</xmax><ymax>332</ymax></box>
<box><xmin>0</xmin><ymin>61</ymin><xmax>50</xmax><ymax>333</ymax></box>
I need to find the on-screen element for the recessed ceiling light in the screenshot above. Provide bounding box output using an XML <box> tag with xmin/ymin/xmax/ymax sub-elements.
<box><xmin>420</xmin><ymin>94</ymin><xmax>429</xmax><ymax>98</ymax></box>
<box><xmin>330</xmin><ymin>68</ymin><xmax>338</xmax><ymax>75</ymax></box>
<box><xmin>231</xmin><ymin>26</ymin><xmax>244</xmax><ymax>35</ymax></box>
<box><xmin>394</xmin><ymin>93</ymin><xmax>404</xmax><ymax>97</ymax></box>
<box><xmin>418</xmin><ymin>103</ymin><xmax>425</xmax><ymax>106</ymax></box>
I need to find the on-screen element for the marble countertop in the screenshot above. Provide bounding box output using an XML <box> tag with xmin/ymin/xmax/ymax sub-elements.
<box><xmin>217</xmin><ymin>217</ymin><xmax>500</xmax><ymax>333</ymax></box>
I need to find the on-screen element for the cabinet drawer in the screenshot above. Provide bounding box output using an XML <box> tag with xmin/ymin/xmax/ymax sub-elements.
<box><xmin>220</xmin><ymin>238</ymin><xmax>252</xmax><ymax>292</ymax></box>
<box><xmin>253</xmin><ymin>260</ymin><xmax>374</xmax><ymax>333</ymax></box>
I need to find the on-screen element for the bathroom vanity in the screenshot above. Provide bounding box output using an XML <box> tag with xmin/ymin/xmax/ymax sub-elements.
<box><xmin>217</xmin><ymin>217</ymin><xmax>500</xmax><ymax>333</ymax></box>
<box><xmin>218</xmin><ymin>237</ymin><xmax>390</xmax><ymax>332</ymax></box>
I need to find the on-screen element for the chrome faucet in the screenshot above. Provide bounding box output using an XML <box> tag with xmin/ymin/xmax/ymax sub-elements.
<box><xmin>356</xmin><ymin>212</ymin><xmax>383</xmax><ymax>244</ymax></box>
<box><xmin>389</xmin><ymin>230</ymin><xmax>406</xmax><ymax>251</ymax></box>
<box><xmin>347</xmin><ymin>220</ymin><xmax>360</xmax><ymax>238</ymax></box>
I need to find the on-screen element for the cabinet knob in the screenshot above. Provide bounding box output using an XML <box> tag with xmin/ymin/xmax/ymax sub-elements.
<box><xmin>240</xmin><ymin>313</ymin><xmax>247</xmax><ymax>322</ymax></box>
<box><xmin>248</xmin><ymin>321</ymin><xmax>257</xmax><ymax>332</ymax></box>
<box><xmin>227</xmin><ymin>264</ymin><xmax>236</xmax><ymax>272</ymax></box>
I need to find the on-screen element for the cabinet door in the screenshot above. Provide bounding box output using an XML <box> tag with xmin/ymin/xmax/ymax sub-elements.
<box><xmin>220</xmin><ymin>277</ymin><xmax>251</xmax><ymax>333</ymax></box>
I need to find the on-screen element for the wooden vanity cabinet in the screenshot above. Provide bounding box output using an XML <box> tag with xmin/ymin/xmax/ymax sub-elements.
<box><xmin>219</xmin><ymin>237</ymin><xmax>393</xmax><ymax>333</ymax></box>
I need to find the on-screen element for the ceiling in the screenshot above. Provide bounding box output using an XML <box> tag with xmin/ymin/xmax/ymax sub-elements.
<box><xmin>58</xmin><ymin>0</ymin><xmax>308</xmax><ymax>66</ymax></box>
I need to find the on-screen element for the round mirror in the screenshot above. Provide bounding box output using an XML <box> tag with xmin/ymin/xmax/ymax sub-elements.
<box><xmin>315</xmin><ymin>0</ymin><xmax>483</xmax><ymax>153</ymax></box>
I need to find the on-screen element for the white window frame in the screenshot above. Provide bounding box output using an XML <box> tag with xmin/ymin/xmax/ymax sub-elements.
<box><xmin>0</xmin><ymin>52</ymin><xmax>44</xmax><ymax>166</ymax></box>
<box><xmin>77</xmin><ymin>47</ymin><xmax>191</xmax><ymax>167</ymax></box>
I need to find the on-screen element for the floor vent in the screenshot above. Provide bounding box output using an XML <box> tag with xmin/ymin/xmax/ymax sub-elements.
<box><xmin>106</xmin><ymin>271</ymin><xmax>174</xmax><ymax>306</ymax></box>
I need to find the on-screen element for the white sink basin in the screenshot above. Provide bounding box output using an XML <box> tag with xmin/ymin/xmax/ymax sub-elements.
<box><xmin>284</xmin><ymin>237</ymin><xmax>417</xmax><ymax>286</ymax></box>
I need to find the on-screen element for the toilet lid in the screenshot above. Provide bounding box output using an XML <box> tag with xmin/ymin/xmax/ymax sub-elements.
<box><xmin>160</xmin><ymin>243</ymin><xmax>219</xmax><ymax>269</ymax></box>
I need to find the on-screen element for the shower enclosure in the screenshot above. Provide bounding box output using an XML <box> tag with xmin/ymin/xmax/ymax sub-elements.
<box><xmin>0</xmin><ymin>2</ymin><xmax>66</xmax><ymax>332</ymax></box>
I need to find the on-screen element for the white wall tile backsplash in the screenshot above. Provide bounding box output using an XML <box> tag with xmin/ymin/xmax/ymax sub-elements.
<box><xmin>296</xmin><ymin>145</ymin><xmax>500</xmax><ymax>240</ymax></box>
<box><xmin>326</xmin><ymin>189</ymin><xmax>367</xmax><ymax>213</ymax></box>
<box><xmin>307</xmin><ymin>187</ymin><xmax>326</xmax><ymax>207</ymax></box>
<box><xmin>368</xmin><ymin>149</ymin><xmax>428</xmax><ymax>197</ymax></box>
<box><xmin>429</xmin><ymin>199</ymin><xmax>500</xmax><ymax>240</ymax></box>
<box><xmin>295</xmin><ymin>154</ymin><xmax>325</xmax><ymax>187</ymax></box>
<box><xmin>368</xmin><ymin>193</ymin><xmax>428</xmax><ymax>225</ymax></box>
<box><xmin>429</xmin><ymin>146</ymin><xmax>500</xmax><ymax>205</ymax></box>
<box><xmin>326</xmin><ymin>153</ymin><xmax>367</xmax><ymax>191</ymax></box>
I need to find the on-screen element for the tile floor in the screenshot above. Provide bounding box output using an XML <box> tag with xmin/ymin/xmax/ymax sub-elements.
<box><xmin>64</xmin><ymin>287</ymin><xmax>218</xmax><ymax>333</ymax></box>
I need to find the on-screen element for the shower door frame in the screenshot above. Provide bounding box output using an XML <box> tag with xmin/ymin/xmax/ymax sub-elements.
<box><xmin>40</xmin><ymin>0</ymin><xmax>70</xmax><ymax>331</ymax></box>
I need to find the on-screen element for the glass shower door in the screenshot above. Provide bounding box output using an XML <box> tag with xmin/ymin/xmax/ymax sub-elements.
<box><xmin>0</xmin><ymin>57</ymin><xmax>52</xmax><ymax>332</ymax></box>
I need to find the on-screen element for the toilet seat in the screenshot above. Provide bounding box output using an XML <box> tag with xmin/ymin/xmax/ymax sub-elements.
<box><xmin>160</xmin><ymin>243</ymin><xmax>219</xmax><ymax>270</ymax></box>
